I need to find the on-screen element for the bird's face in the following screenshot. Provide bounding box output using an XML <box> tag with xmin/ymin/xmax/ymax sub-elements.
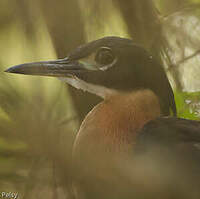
<box><xmin>6</xmin><ymin>37</ymin><xmax>160</xmax><ymax>97</ymax></box>
<box><xmin>6</xmin><ymin>36</ymin><xmax>176</xmax><ymax>115</ymax></box>
<box><xmin>65</xmin><ymin>37</ymin><xmax>155</xmax><ymax>95</ymax></box>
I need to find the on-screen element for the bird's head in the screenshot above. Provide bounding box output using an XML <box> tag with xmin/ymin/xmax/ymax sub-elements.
<box><xmin>6</xmin><ymin>36</ymin><xmax>176</xmax><ymax>116</ymax></box>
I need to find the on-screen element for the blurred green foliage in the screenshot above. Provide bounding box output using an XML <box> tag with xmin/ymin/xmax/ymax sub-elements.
<box><xmin>175</xmin><ymin>91</ymin><xmax>200</xmax><ymax>119</ymax></box>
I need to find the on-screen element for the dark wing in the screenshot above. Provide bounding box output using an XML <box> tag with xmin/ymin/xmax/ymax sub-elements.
<box><xmin>133</xmin><ymin>117</ymin><xmax>200</xmax><ymax>199</ymax></box>
<box><xmin>136</xmin><ymin>117</ymin><xmax>200</xmax><ymax>147</ymax></box>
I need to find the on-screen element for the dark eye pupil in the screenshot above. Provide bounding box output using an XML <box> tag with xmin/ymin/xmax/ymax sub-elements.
<box><xmin>95</xmin><ymin>48</ymin><xmax>114</xmax><ymax>65</ymax></box>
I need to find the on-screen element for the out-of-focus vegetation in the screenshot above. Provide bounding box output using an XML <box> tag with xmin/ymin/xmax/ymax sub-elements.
<box><xmin>0</xmin><ymin>0</ymin><xmax>200</xmax><ymax>198</ymax></box>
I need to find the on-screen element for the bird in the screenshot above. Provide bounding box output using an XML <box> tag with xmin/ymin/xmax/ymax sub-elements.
<box><xmin>5</xmin><ymin>36</ymin><xmax>200</xmax><ymax>199</ymax></box>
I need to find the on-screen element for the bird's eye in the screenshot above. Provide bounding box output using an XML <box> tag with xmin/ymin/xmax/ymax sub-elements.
<box><xmin>95</xmin><ymin>47</ymin><xmax>115</xmax><ymax>65</ymax></box>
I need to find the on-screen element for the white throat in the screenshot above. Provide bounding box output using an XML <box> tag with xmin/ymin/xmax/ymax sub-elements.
<box><xmin>58</xmin><ymin>76</ymin><xmax>118</xmax><ymax>99</ymax></box>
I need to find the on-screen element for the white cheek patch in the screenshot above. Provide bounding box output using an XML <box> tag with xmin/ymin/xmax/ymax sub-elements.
<box><xmin>58</xmin><ymin>76</ymin><xmax>118</xmax><ymax>99</ymax></box>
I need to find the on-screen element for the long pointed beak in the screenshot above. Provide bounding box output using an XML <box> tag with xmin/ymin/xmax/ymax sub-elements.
<box><xmin>5</xmin><ymin>58</ymin><xmax>87</xmax><ymax>77</ymax></box>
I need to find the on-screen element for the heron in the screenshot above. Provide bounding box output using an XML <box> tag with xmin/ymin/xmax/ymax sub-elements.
<box><xmin>6</xmin><ymin>36</ymin><xmax>200</xmax><ymax>199</ymax></box>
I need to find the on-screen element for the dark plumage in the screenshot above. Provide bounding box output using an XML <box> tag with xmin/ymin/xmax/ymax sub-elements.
<box><xmin>6</xmin><ymin>36</ymin><xmax>200</xmax><ymax>199</ymax></box>
<box><xmin>134</xmin><ymin>117</ymin><xmax>200</xmax><ymax>199</ymax></box>
<box><xmin>69</xmin><ymin>37</ymin><xmax>176</xmax><ymax>116</ymax></box>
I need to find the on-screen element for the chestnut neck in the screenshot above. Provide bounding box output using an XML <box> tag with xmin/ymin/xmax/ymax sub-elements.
<box><xmin>73</xmin><ymin>89</ymin><xmax>161</xmax><ymax>155</ymax></box>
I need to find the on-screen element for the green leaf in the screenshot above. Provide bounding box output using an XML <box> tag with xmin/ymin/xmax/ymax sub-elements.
<box><xmin>174</xmin><ymin>91</ymin><xmax>200</xmax><ymax>120</ymax></box>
